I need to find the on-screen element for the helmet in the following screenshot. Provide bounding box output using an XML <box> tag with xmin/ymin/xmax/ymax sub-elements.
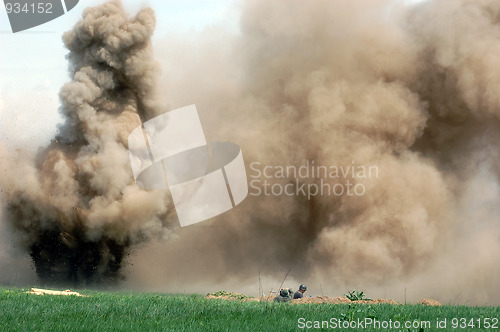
<box><xmin>299</xmin><ymin>284</ymin><xmax>307</xmax><ymax>291</ymax></box>
<box><xmin>280</xmin><ymin>288</ymin><xmax>288</xmax><ymax>297</ymax></box>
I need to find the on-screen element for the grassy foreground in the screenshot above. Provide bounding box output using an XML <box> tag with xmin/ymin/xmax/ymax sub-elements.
<box><xmin>0</xmin><ymin>288</ymin><xmax>498</xmax><ymax>331</ymax></box>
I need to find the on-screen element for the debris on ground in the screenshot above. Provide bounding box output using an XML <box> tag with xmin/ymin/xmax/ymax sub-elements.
<box><xmin>26</xmin><ymin>288</ymin><xmax>86</xmax><ymax>297</ymax></box>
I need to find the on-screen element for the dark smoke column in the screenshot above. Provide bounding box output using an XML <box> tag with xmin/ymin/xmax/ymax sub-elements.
<box><xmin>3</xmin><ymin>0</ymin><xmax>169</xmax><ymax>285</ymax></box>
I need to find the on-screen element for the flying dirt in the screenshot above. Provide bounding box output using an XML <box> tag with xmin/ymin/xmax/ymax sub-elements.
<box><xmin>0</xmin><ymin>0</ymin><xmax>499</xmax><ymax>304</ymax></box>
<box><xmin>0</xmin><ymin>0</ymin><xmax>172</xmax><ymax>284</ymax></box>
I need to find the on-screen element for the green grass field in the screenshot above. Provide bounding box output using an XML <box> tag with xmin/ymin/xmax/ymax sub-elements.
<box><xmin>0</xmin><ymin>288</ymin><xmax>498</xmax><ymax>331</ymax></box>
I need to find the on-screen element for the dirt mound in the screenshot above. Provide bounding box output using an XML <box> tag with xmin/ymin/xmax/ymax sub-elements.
<box><xmin>291</xmin><ymin>297</ymin><xmax>399</xmax><ymax>304</ymax></box>
<box><xmin>419</xmin><ymin>299</ymin><xmax>442</xmax><ymax>306</ymax></box>
<box><xmin>205</xmin><ymin>291</ymin><xmax>258</xmax><ymax>302</ymax></box>
<box><xmin>205</xmin><ymin>295</ymin><xmax>259</xmax><ymax>302</ymax></box>
<box><xmin>206</xmin><ymin>291</ymin><xmax>400</xmax><ymax>305</ymax></box>
<box><xmin>355</xmin><ymin>299</ymin><xmax>400</xmax><ymax>305</ymax></box>
<box><xmin>260</xmin><ymin>295</ymin><xmax>277</xmax><ymax>302</ymax></box>
<box><xmin>26</xmin><ymin>288</ymin><xmax>86</xmax><ymax>297</ymax></box>
<box><xmin>291</xmin><ymin>296</ymin><xmax>352</xmax><ymax>304</ymax></box>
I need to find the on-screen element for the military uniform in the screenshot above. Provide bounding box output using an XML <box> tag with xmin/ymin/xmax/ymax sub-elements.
<box><xmin>294</xmin><ymin>284</ymin><xmax>307</xmax><ymax>299</ymax></box>
<box><xmin>293</xmin><ymin>290</ymin><xmax>304</xmax><ymax>299</ymax></box>
<box><xmin>274</xmin><ymin>288</ymin><xmax>291</xmax><ymax>303</ymax></box>
<box><xmin>273</xmin><ymin>295</ymin><xmax>288</xmax><ymax>303</ymax></box>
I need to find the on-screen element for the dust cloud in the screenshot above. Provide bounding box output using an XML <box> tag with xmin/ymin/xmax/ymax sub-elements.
<box><xmin>0</xmin><ymin>0</ymin><xmax>172</xmax><ymax>285</ymax></box>
<box><xmin>1</xmin><ymin>0</ymin><xmax>499</xmax><ymax>304</ymax></box>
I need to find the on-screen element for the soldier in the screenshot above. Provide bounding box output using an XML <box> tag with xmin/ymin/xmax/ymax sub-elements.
<box><xmin>293</xmin><ymin>284</ymin><xmax>307</xmax><ymax>299</ymax></box>
<box><xmin>274</xmin><ymin>288</ymin><xmax>290</xmax><ymax>303</ymax></box>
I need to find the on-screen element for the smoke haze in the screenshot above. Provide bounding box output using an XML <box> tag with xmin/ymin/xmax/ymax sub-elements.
<box><xmin>1</xmin><ymin>0</ymin><xmax>499</xmax><ymax>304</ymax></box>
<box><xmin>1</xmin><ymin>0</ymin><xmax>172</xmax><ymax>284</ymax></box>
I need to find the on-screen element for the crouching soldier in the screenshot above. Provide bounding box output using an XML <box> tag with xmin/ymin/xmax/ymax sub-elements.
<box><xmin>293</xmin><ymin>284</ymin><xmax>307</xmax><ymax>299</ymax></box>
<box><xmin>274</xmin><ymin>288</ymin><xmax>290</xmax><ymax>303</ymax></box>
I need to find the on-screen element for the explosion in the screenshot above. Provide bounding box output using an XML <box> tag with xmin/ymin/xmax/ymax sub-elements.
<box><xmin>0</xmin><ymin>0</ymin><xmax>499</xmax><ymax>304</ymax></box>
<box><xmin>126</xmin><ymin>0</ymin><xmax>500</xmax><ymax>303</ymax></box>
<box><xmin>0</xmin><ymin>0</ymin><xmax>170</xmax><ymax>285</ymax></box>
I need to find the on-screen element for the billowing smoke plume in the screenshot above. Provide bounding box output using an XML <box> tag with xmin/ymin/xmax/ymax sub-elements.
<box><xmin>0</xmin><ymin>0</ymin><xmax>172</xmax><ymax>284</ymax></box>
<box><xmin>1</xmin><ymin>0</ymin><xmax>499</xmax><ymax>304</ymax></box>
<box><xmin>124</xmin><ymin>0</ymin><xmax>500</xmax><ymax>304</ymax></box>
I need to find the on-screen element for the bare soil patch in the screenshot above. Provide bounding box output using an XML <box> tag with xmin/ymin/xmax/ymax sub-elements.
<box><xmin>419</xmin><ymin>299</ymin><xmax>442</xmax><ymax>306</ymax></box>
